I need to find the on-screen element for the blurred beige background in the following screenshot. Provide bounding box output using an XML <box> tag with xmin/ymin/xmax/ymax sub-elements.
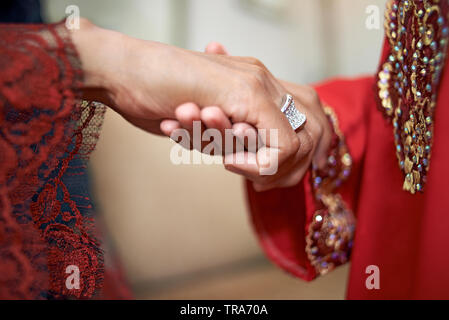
<box><xmin>42</xmin><ymin>0</ymin><xmax>386</xmax><ymax>299</ymax></box>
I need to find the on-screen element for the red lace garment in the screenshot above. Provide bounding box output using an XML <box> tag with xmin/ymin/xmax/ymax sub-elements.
<box><xmin>0</xmin><ymin>22</ymin><xmax>109</xmax><ymax>299</ymax></box>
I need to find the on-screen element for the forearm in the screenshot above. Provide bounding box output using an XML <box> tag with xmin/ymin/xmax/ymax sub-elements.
<box><xmin>69</xmin><ymin>18</ymin><xmax>202</xmax><ymax>119</ymax></box>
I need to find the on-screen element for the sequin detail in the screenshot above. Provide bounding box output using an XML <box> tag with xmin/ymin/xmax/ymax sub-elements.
<box><xmin>377</xmin><ymin>0</ymin><xmax>449</xmax><ymax>194</ymax></box>
<box><xmin>305</xmin><ymin>107</ymin><xmax>355</xmax><ymax>276</ymax></box>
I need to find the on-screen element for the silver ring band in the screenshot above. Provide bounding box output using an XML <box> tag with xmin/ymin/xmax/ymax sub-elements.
<box><xmin>281</xmin><ymin>94</ymin><xmax>306</xmax><ymax>131</ymax></box>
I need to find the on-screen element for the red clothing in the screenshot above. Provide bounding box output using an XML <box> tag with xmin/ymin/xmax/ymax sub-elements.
<box><xmin>246</xmin><ymin>0</ymin><xmax>449</xmax><ymax>299</ymax></box>
<box><xmin>0</xmin><ymin>22</ymin><xmax>130</xmax><ymax>299</ymax></box>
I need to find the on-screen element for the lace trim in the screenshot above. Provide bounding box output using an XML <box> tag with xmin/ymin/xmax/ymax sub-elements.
<box><xmin>0</xmin><ymin>22</ymin><xmax>105</xmax><ymax>299</ymax></box>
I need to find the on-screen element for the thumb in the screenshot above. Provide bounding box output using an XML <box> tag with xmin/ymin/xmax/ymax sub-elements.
<box><xmin>205</xmin><ymin>42</ymin><xmax>229</xmax><ymax>55</ymax></box>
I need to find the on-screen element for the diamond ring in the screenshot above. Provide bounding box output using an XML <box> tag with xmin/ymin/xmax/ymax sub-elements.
<box><xmin>280</xmin><ymin>94</ymin><xmax>306</xmax><ymax>131</ymax></box>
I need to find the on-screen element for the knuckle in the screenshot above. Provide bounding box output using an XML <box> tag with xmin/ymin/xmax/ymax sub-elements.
<box><xmin>243</xmin><ymin>71</ymin><xmax>264</xmax><ymax>93</ymax></box>
<box><xmin>304</xmin><ymin>86</ymin><xmax>320</xmax><ymax>105</ymax></box>
<box><xmin>242</xmin><ymin>56</ymin><xmax>264</xmax><ymax>67</ymax></box>
<box><xmin>229</xmin><ymin>79</ymin><xmax>255</xmax><ymax>122</ymax></box>
<box><xmin>300</xmin><ymin>131</ymin><xmax>314</xmax><ymax>156</ymax></box>
<box><xmin>288</xmin><ymin>135</ymin><xmax>301</xmax><ymax>153</ymax></box>
<box><xmin>250</xmin><ymin>57</ymin><xmax>266</xmax><ymax>69</ymax></box>
<box><xmin>251</xmin><ymin>65</ymin><xmax>267</xmax><ymax>81</ymax></box>
<box><xmin>246</xmin><ymin>72</ymin><xmax>260</xmax><ymax>87</ymax></box>
<box><xmin>310</xmin><ymin>120</ymin><xmax>324</xmax><ymax>142</ymax></box>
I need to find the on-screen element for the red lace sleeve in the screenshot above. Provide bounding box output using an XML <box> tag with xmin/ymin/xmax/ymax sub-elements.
<box><xmin>0</xmin><ymin>22</ymin><xmax>106</xmax><ymax>299</ymax></box>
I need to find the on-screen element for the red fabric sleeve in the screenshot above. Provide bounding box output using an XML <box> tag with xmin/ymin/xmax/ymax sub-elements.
<box><xmin>246</xmin><ymin>76</ymin><xmax>375</xmax><ymax>281</ymax></box>
<box><xmin>0</xmin><ymin>23</ymin><xmax>107</xmax><ymax>299</ymax></box>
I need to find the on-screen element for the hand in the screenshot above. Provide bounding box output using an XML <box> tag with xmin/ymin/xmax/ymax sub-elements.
<box><xmin>72</xmin><ymin>19</ymin><xmax>288</xmax><ymax>133</ymax></box>
<box><xmin>71</xmin><ymin>19</ymin><xmax>303</xmax><ymax>179</ymax></box>
<box><xmin>161</xmin><ymin>43</ymin><xmax>332</xmax><ymax>191</ymax></box>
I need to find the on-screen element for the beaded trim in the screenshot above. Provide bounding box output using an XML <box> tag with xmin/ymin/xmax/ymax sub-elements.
<box><xmin>305</xmin><ymin>107</ymin><xmax>355</xmax><ymax>276</ymax></box>
<box><xmin>377</xmin><ymin>0</ymin><xmax>449</xmax><ymax>194</ymax></box>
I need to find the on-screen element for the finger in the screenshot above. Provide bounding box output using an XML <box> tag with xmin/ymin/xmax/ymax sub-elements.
<box><xmin>175</xmin><ymin>103</ymin><xmax>208</xmax><ymax>152</ymax></box>
<box><xmin>252</xmin><ymin>151</ymin><xmax>312</xmax><ymax>192</ymax></box>
<box><xmin>201</xmin><ymin>106</ymin><xmax>233</xmax><ymax>154</ymax></box>
<box><xmin>225</xmin><ymin>118</ymin><xmax>311</xmax><ymax>184</ymax></box>
<box><xmin>160</xmin><ymin>119</ymin><xmax>181</xmax><ymax>137</ymax></box>
<box><xmin>254</xmin><ymin>98</ymin><xmax>301</xmax><ymax>174</ymax></box>
<box><xmin>205</xmin><ymin>42</ymin><xmax>229</xmax><ymax>55</ymax></box>
<box><xmin>280</xmin><ymin>81</ymin><xmax>311</xmax><ymax>103</ymax></box>
<box><xmin>175</xmin><ymin>102</ymin><xmax>201</xmax><ymax>130</ymax></box>
<box><xmin>292</xmin><ymin>100</ymin><xmax>328</xmax><ymax>170</ymax></box>
<box><xmin>223</xmin><ymin>148</ymin><xmax>284</xmax><ymax>184</ymax></box>
<box><xmin>249</xmin><ymin>128</ymin><xmax>313</xmax><ymax>190</ymax></box>
<box><xmin>279</xmin><ymin>82</ymin><xmax>329</xmax><ymax>169</ymax></box>
<box><xmin>232</xmin><ymin>122</ymin><xmax>258</xmax><ymax>152</ymax></box>
<box><xmin>313</xmin><ymin>125</ymin><xmax>332</xmax><ymax>170</ymax></box>
<box><xmin>223</xmin><ymin>151</ymin><xmax>260</xmax><ymax>180</ymax></box>
<box><xmin>201</xmin><ymin>106</ymin><xmax>232</xmax><ymax>133</ymax></box>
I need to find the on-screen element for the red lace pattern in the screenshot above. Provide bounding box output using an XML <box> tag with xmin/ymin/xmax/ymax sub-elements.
<box><xmin>0</xmin><ymin>22</ymin><xmax>105</xmax><ymax>299</ymax></box>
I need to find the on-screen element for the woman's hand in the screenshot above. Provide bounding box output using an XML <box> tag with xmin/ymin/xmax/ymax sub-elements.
<box><xmin>72</xmin><ymin>19</ymin><xmax>287</xmax><ymax>125</ymax></box>
<box><xmin>71</xmin><ymin>19</ymin><xmax>305</xmax><ymax>179</ymax></box>
<box><xmin>161</xmin><ymin>43</ymin><xmax>333</xmax><ymax>191</ymax></box>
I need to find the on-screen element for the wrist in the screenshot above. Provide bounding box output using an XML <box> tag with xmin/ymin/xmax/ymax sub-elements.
<box><xmin>71</xmin><ymin>18</ymin><xmax>125</xmax><ymax>104</ymax></box>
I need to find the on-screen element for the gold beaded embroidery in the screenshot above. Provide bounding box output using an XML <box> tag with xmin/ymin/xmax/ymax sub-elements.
<box><xmin>378</xmin><ymin>0</ymin><xmax>449</xmax><ymax>194</ymax></box>
<box><xmin>305</xmin><ymin>107</ymin><xmax>355</xmax><ymax>276</ymax></box>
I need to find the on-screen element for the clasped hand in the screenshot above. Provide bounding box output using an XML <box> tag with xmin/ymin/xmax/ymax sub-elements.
<box><xmin>73</xmin><ymin>19</ymin><xmax>331</xmax><ymax>191</ymax></box>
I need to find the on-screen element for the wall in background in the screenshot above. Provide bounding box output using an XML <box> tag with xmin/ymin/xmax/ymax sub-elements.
<box><xmin>185</xmin><ymin>0</ymin><xmax>386</xmax><ymax>82</ymax></box>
